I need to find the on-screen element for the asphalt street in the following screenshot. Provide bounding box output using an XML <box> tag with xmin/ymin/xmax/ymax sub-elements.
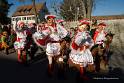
<box><xmin>0</xmin><ymin>48</ymin><xmax>123</xmax><ymax>83</ymax></box>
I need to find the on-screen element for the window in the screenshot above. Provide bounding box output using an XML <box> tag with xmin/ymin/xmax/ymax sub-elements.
<box><xmin>22</xmin><ymin>17</ymin><xmax>26</xmax><ymax>20</ymax></box>
<box><xmin>32</xmin><ymin>16</ymin><xmax>35</xmax><ymax>20</ymax></box>
<box><xmin>12</xmin><ymin>18</ymin><xmax>16</xmax><ymax>21</ymax></box>
<box><xmin>27</xmin><ymin>17</ymin><xmax>31</xmax><ymax>20</ymax></box>
<box><xmin>17</xmin><ymin>17</ymin><xmax>21</xmax><ymax>21</ymax></box>
<box><xmin>12</xmin><ymin>18</ymin><xmax>20</xmax><ymax>21</ymax></box>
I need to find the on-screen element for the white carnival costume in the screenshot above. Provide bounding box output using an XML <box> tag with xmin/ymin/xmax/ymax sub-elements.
<box><xmin>69</xmin><ymin>31</ymin><xmax>94</xmax><ymax>67</ymax></box>
<box><xmin>93</xmin><ymin>23</ymin><xmax>107</xmax><ymax>47</ymax></box>
<box><xmin>32</xmin><ymin>25</ymin><xmax>50</xmax><ymax>49</ymax></box>
<box><xmin>46</xmin><ymin>24</ymin><xmax>68</xmax><ymax>56</ymax></box>
<box><xmin>14</xmin><ymin>27</ymin><xmax>27</xmax><ymax>50</ymax></box>
<box><xmin>94</xmin><ymin>30</ymin><xmax>107</xmax><ymax>45</ymax></box>
<box><xmin>32</xmin><ymin>22</ymin><xmax>68</xmax><ymax>55</ymax></box>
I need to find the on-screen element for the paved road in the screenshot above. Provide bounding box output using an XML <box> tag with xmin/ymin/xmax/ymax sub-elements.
<box><xmin>0</xmin><ymin>49</ymin><xmax>77</xmax><ymax>83</ymax></box>
<box><xmin>0</xmin><ymin>48</ymin><xmax>123</xmax><ymax>83</ymax></box>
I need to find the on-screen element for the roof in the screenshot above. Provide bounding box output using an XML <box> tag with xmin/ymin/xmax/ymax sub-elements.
<box><xmin>12</xmin><ymin>3</ymin><xmax>45</xmax><ymax>17</ymax></box>
<box><xmin>92</xmin><ymin>15</ymin><xmax>124</xmax><ymax>20</ymax></box>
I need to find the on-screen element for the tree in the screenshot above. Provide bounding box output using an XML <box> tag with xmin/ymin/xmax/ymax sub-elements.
<box><xmin>0</xmin><ymin>0</ymin><xmax>13</xmax><ymax>24</ymax></box>
<box><xmin>81</xmin><ymin>0</ymin><xmax>95</xmax><ymax>19</ymax></box>
<box><xmin>59</xmin><ymin>0</ymin><xmax>95</xmax><ymax>20</ymax></box>
<box><xmin>60</xmin><ymin>0</ymin><xmax>82</xmax><ymax>20</ymax></box>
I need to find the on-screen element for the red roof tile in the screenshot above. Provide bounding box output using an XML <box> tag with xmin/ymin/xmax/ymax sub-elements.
<box><xmin>12</xmin><ymin>3</ymin><xmax>44</xmax><ymax>17</ymax></box>
<box><xmin>92</xmin><ymin>15</ymin><xmax>124</xmax><ymax>20</ymax></box>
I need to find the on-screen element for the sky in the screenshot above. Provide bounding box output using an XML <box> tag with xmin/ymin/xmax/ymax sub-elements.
<box><xmin>92</xmin><ymin>0</ymin><xmax>124</xmax><ymax>16</ymax></box>
<box><xmin>8</xmin><ymin>0</ymin><xmax>124</xmax><ymax>17</ymax></box>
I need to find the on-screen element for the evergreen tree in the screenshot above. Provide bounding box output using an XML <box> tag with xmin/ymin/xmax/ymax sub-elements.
<box><xmin>0</xmin><ymin>0</ymin><xmax>12</xmax><ymax>24</ymax></box>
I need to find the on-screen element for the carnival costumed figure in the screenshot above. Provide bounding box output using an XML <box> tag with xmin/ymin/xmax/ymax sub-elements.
<box><xmin>56</xmin><ymin>19</ymin><xmax>64</xmax><ymax>26</ymax></box>
<box><xmin>69</xmin><ymin>20</ymin><xmax>94</xmax><ymax>79</ymax></box>
<box><xmin>57</xmin><ymin>19</ymin><xmax>71</xmax><ymax>42</ymax></box>
<box><xmin>43</xmin><ymin>15</ymin><xmax>68</xmax><ymax>76</ymax></box>
<box><xmin>93</xmin><ymin>22</ymin><xmax>107</xmax><ymax>46</ymax></box>
<box><xmin>14</xmin><ymin>21</ymin><xmax>28</xmax><ymax>63</ymax></box>
<box><xmin>92</xmin><ymin>22</ymin><xmax>108</xmax><ymax>72</ymax></box>
<box><xmin>32</xmin><ymin>22</ymin><xmax>50</xmax><ymax>51</ymax></box>
<box><xmin>70</xmin><ymin>28</ymin><xmax>75</xmax><ymax>39</ymax></box>
<box><xmin>25</xmin><ymin>23</ymin><xmax>37</xmax><ymax>60</ymax></box>
<box><xmin>28</xmin><ymin>23</ymin><xmax>37</xmax><ymax>34</ymax></box>
<box><xmin>0</xmin><ymin>31</ymin><xmax>9</xmax><ymax>54</ymax></box>
<box><xmin>57</xmin><ymin>19</ymin><xmax>72</xmax><ymax>65</ymax></box>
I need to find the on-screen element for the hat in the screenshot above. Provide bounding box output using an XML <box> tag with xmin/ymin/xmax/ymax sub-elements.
<box><xmin>78</xmin><ymin>25</ymin><xmax>87</xmax><ymax>30</ymax></box>
<box><xmin>45</xmin><ymin>15</ymin><xmax>56</xmax><ymax>20</ymax></box>
<box><xmin>28</xmin><ymin>22</ymin><xmax>34</xmax><ymax>28</ymax></box>
<box><xmin>56</xmin><ymin>19</ymin><xmax>64</xmax><ymax>23</ymax></box>
<box><xmin>79</xmin><ymin>19</ymin><xmax>90</xmax><ymax>25</ymax></box>
<box><xmin>17</xmin><ymin>21</ymin><xmax>25</xmax><ymax>26</ymax></box>
<box><xmin>28</xmin><ymin>22</ymin><xmax>33</xmax><ymax>26</ymax></box>
<box><xmin>98</xmin><ymin>22</ymin><xmax>106</xmax><ymax>26</ymax></box>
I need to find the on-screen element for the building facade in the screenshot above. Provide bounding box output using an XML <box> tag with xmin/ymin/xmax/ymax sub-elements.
<box><xmin>11</xmin><ymin>2</ymin><xmax>49</xmax><ymax>27</ymax></box>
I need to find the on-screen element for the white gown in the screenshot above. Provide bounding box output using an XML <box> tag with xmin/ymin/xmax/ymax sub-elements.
<box><xmin>32</xmin><ymin>28</ymin><xmax>50</xmax><ymax>49</ymax></box>
<box><xmin>46</xmin><ymin>24</ymin><xmax>68</xmax><ymax>56</ymax></box>
<box><xmin>95</xmin><ymin>30</ymin><xmax>107</xmax><ymax>46</ymax></box>
<box><xmin>69</xmin><ymin>31</ymin><xmax>94</xmax><ymax>67</ymax></box>
<box><xmin>14</xmin><ymin>30</ymin><xmax>27</xmax><ymax>49</ymax></box>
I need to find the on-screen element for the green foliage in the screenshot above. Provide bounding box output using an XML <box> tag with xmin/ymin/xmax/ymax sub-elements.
<box><xmin>0</xmin><ymin>0</ymin><xmax>13</xmax><ymax>24</ymax></box>
<box><xmin>60</xmin><ymin>0</ymin><xmax>95</xmax><ymax>20</ymax></box>
<box><xmin>60</xmin><ymin>0</ymin><xmax>83</xmax><ymax>20</ymax></box>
